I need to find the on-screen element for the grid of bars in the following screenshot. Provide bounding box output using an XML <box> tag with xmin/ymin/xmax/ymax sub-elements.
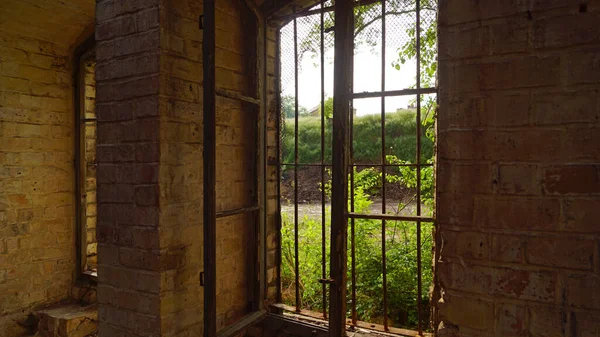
<box><xmin>278</xmin><ymin>0</ymin><xmax>437</xmax><ymax>334</ymax></box>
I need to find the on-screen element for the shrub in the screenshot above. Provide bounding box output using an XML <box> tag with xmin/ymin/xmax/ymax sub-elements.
<box><xmin>281</xmin><ymin>161</ymin><xmax>434</xmax><ymax>330</ymax></box>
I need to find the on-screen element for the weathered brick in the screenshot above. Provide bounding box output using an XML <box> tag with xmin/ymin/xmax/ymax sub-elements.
<box><xmin>437</xmin><ymin>192</ymin><xmax>475</xmax><ymax>226</ymax></box>
<box><xmin>528</xmin><ymin>305</ymin><xmax>567</xmax><ymax>337</ymax></box>
<box><xmin>474</xmin><ymin>196</ymin><xmax>560</xmax><ymax>230</ymax></box>
<box><xmin>563</xmin><ymin>198</ymin><xmax>600</xmax><ymax>233</ymax></box>
<box><xmin>492</xmin><ymin>234</ymin><xmax>524</xmax><ymax>263</ymax></box>
<box><xmin>532</xmin><ymin>90</ymin><xmax>599</xmax><ymax>125</ymax></box>
<box><xmin>526</xmin><ymin>236</ymin><xmax>594</xmax><ymax>270</ymax></box>
<box><xmin>450</xmin><ymin>264</ymin><xmax>556</xmax><ymax>302</ymax></box>
<box><xmin>533</xmin><ymin>13</ymin><xmax>600</xmax><ymax>49</ymax></box>
<box><xmin>566</xmin><ymin>50</ymin><xmax>600</xmax><ymax>85</ymax></box>
<box><xmin>438</xmin><ymin>162</ymin><xmax>494</xmax><ymax>194</ymax></box>
<box><xmin>438</xmin><ymin>295</ymin><xmax>494</xmax><ymax>331</ymax></box>
<box><xmin>438</xmin><ymin>25</ymin><xmax>489</xmax><ymax>60</ymax></box>
<box><xmin>543</xmin><ymin>165</ymin><xmax>600</xmax><ymax>194</ymax></box>
<box><xmin>489</xmin><ymin>17</ymin><xmax>530</xmax><ymax>54</ymax></box>
<box><xmin>482</xmin><ymin>56</ymin><xmax>562</xmax><ymax>89</ymax></box>
<box><xmin>495</xmin><ymin>303</ymin><xmax>526</xmax><ymax>336</ymax></box>
<box><xmin>566</xmin><ymin>274</ymin><xmax>600</xmax><ymax>309</ymax></box>
<box><xmin>439</xmin><ymin>0</ymin><xmax>526</xmax><ymax>25</ymax></box>
<box><xmin>441</xmin><ymin>230</ymin><xmax>490</xmax><ymax>261</ymax></box>
<box><xmin>498</xmin><ymin>164</ymin><xmax>540</xmax><ymax>195</ymax></box>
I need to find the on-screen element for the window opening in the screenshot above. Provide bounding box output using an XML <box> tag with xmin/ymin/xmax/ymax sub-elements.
<box><xmin>275</xmin><ymin>0</ymin><xmax>437</xmax><ymax>334</ymax></box>
<box><xmin>76</xmin><ymin>47</ymin><xmax>97</xmax><ymax>279</ymax></box>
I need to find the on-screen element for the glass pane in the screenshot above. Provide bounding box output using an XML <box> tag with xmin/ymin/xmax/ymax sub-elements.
<box><xmin>350</xmin><ymin>165</ymin><xmax>381</xmax><ymax>214</ymax></box>
<box><xmin>352</xmin><ymin>97</ymin><xmax>382</xmax><ymax>164</ymax></box>
<box><xmin>353</xmin><ymin>3</ymin><xmax>383</xmax><ymax>93</ymax></box>
<box><xmin>385</xmin><ymin>0</ymin><xmax>417</xmax><ymax>91</ymax></box>
<box><xmin>280</xmin><ymin>165</ymin><xmax>297</xmax><ymax>307</ymax></box>
<box><xmin>384</xmin><ymin>96</ymin><xmax>418</xmax><ymax>161</ymax></box>
<box><xmin>419</xmin><ymin>3</ymin><xmax>437</xmax><ymax>89</ymax></box>
<box><xmin>297</xmin><ymin>164</ymin><xmax>329</xmax><ymax>312</ymax></box>
<box><xmin>419</xmin><ymin>93</ymin><xmax>436</xmax><ymax>164</ymax></box>
<box><xmin>384</xmin><ymin>165</ymin><xmax>418</xmax><ymax>217</ymax></box>
<box><xmin>385</xmin><ymin>219</ymin><xmax>419</xmax><ymax>329</ymax></box>
<box><xmin>296</xmin><ymin>14</ymin><xmax>323</xmax><ymax>164</ymax></box>
<box><xmin>419</xmin><ymin>166</ymin><xmax>434</xmax><ymax>217</ymax></box>
<box><xmin>352</xmin><ymin>219</ymin><xmax>385</xmax><ymax>323</ymax></box>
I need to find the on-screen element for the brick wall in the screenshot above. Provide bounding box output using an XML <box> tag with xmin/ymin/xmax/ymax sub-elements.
<box><xmin>265</xmin><ymin>25</ymin><xmax>280</xmax><ymax>303</ymax></box>
<box><xmin>95</xmin><ymin>1</ymin><xmax>163</xmax><ymax>336</ymax></box>
<box><xmin>436</xmin><ymin>1</ymin><xmax>600</xmax><ymax>336</ymax></box>
<box><xmin>0</xmin><ymin>30</ymin><xmax>78</xmax><ymax>335</ymax></box>
<box><xmin>96</xmin><ymin>0</ymin><xmax>263</xmax><ymax>336</ymax></box>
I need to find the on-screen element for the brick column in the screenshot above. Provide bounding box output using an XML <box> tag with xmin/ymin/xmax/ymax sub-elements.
<box><xmin>95</xmin><ymin>1</ymin><xmax>163</xmax><ymax>336</ymax></box>
<box><xmin>96</xmin><ymin>0</ymin><xmax>261</xmax><ymax>336</ymax></box>
<box><xmin>436</xmin><ymin>2</ymin><xmax>600</xmax><ymax>336</ymax></box>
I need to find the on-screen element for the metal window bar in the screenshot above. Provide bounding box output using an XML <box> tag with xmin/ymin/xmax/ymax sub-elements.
<box><xmin>274</xmin><ymin>0</ymin><xmax>437</xmax><ymax>335</ymax></box>
<box><xmin>320</xmin><ymin>0</ymin><xmax>328</xmax><ymax>320</ymax></box>
<box><xmin>293</xmin><ymin>7</ymin><xmax>301</xmax><ymax>313</ymax></box>
<box><xmin>202</xmin><ymin>1</ymin><xmax>267</xmax><ymax>336</ymax></box>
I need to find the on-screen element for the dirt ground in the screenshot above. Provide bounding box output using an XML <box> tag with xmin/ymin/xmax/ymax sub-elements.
<box><xmin>280</xmin><ymin>166</ymin><xmax>424</xmax><ymax>219</ymax></box>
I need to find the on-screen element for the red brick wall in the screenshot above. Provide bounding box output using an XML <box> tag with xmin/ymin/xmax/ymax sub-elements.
<box><xmin>436</xmin><ymin>1</ymin><xmax>600</xmax><ymax>336</ymax></box>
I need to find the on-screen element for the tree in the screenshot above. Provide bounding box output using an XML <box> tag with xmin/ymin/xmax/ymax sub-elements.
<box><xmin>282</xmin><ymin>94</ymin><xmax>309</xmax><ymax>118</ymax></box>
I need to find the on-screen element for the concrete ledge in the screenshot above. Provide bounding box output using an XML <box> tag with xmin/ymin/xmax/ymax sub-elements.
<box><xmin>36</xmin><ymin>304</ymin><xmax>97</xmax><ymax>337</ymax></box>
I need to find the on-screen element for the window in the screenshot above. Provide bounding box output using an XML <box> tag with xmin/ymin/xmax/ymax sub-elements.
<box><xmin>75</xmin><ymin>42</ymin><xmax>97</xmax><ymax>279</ymax></box>
<box><xmin>273</xmin><ymin>0</ymin><xmax>437</xmax><ymax>334</ymax></box>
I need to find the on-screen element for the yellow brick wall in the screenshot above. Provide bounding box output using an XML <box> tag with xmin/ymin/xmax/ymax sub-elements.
<box><xmin>83</xmin><ymin>57</ymin><xmax>98</xmax><ymax>271</ymax></box>
<box><xmin>158</xmin><ymin>0</ymin><xmax>259</xmax><ymax>333</ymax></box>
<box><xmin>0</xmin><ymin>31</ymin><xmax>75</xmax><ymax>335</ymax></box>
<box><xmin>264</xmin><ymin>25</ymin><xmax>280</xmax><ymax>303</ymax></box>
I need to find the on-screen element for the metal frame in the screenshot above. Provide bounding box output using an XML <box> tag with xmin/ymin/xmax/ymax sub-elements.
<box><xmin>73</xmin><ymin>36</ymin><xmax>96</xmax><ymax>284</ymax></box>
<box><xmin>272</xmin><ymin>0</ymin><xmax>437</xmax><ymax>335</ymax></box>
<box><xmin>202</xmin><ymin>0</ymin><xmax>268</xmax><ymax>336</ymax></box>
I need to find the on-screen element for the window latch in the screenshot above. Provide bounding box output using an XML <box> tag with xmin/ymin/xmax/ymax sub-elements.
<box><xmin>318</xmin><ymin>278</ymin><xmax>334</xmax><ymax>285</ymax></box>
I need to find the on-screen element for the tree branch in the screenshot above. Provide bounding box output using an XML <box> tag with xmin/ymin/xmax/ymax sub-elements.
<box><xmin>353</xmin><ymin>7</ymin><xmax>436</xmax><ymax>38</ymax></box>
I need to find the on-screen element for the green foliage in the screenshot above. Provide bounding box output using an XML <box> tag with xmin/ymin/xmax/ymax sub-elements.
<box><xmin>281</xmin><ymin>159</ymin><xmax>434</xmax><ymax>329</ymax></box>
<box><xmin>281</xmin><ymin>109</ymin><xmax>433</xmax><ymax>165</ymax></box>
<box><xmin>281</xmin><ymin>0</ymin><xmax>438</xmax><ymax>330</ymax></box>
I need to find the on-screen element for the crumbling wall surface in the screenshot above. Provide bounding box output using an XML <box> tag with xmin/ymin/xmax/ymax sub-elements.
<box><xmin>436</xmin><ymin>2</ymin><xmax>600</xmax><ymax>336</ymax></box>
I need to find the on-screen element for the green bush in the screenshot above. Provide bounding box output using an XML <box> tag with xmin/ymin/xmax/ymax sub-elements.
<box><xmin>281</xmin><ymin>159</ymin><xmax>434</xmax><ymax>330</ymax></box>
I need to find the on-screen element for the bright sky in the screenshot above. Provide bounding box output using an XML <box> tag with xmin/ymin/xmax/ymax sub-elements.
<box><xmin>280</xmin><ymin>21</ymin><xmax>419</xmax><ymax>117</ymax></box>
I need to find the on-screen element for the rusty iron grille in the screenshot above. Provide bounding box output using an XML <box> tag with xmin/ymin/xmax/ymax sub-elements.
<box><xmin>275</xmin><ymin>0</ymin><xmax>437</xmax><ymax>335</ymax></box>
